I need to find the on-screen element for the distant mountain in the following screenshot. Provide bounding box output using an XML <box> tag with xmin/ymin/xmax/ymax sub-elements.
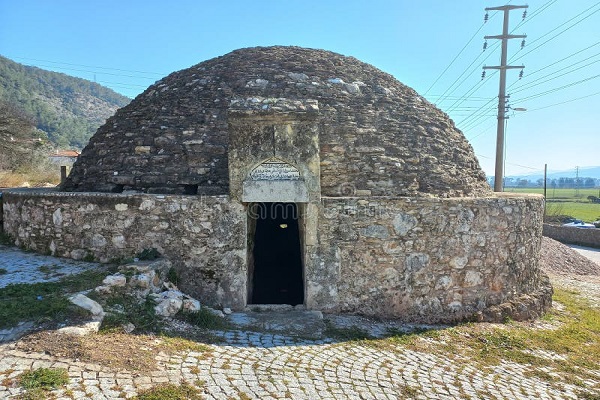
<box><xmin>506</xmin><ymin>166</ymin><xmax>600</xmax><ymax>182</ymax></box>
<box><xmin>0</xmin><ymin>55</ymin><xmax>131</xmax><ymax>149</ymax></box>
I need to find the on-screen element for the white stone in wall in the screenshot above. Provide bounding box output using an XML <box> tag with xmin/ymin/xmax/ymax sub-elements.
<box><xmin>112</xmin><ymin>235</ymin><xmax>126</xmax><ymax>248</ymax></box>
<box><xmin>139</xmin><ymin>199</ymin><xmax>155</xmax><ymax>211</ymax></box>
<box><xmin>464</xmin><ymin>270</ymin><xmax>483</xmax><ymax>287</ymax></box>
<box><xmin>91</xmin><ymin>233</ymin><xmax>107</xmax><ymax>248</ymax></box>
<box><xmin>115</xmin><ymin>203</ymin><xmax>128</xmax><ymax>211</ymax></box>
<box><xmin>435</xmin><ymin>276</ymin><xmax>452</xmax><ymax>290</ymax></box>
<box><xmin>450</xmin><ymin>256</ymin><xmax>468</xmax><ymax>269</ymax></box>
<box><xmin>70</xmin><ymin>249</ymin><xmax>87</xmax><ymax>260</ymax></box>
<box><xmin>392</xmin><ymin>213</ymin><xmax>417</xmax><ymax>235</ymax></box>
<box><xmin>52</xmin><ymin>208</ymin><xmax>63</xmax><ymax>226</ymax></box>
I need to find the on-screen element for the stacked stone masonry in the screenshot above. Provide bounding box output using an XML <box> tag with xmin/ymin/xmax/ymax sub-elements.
<box><xmin>2</xmin><ymin>190</ymin><xmax>549</xmax><ymax>323</ymax></box>
<box><xmin>63</xmin><ymin>46</ymin><xmax>490</xmax><ymax>198</ymax></box>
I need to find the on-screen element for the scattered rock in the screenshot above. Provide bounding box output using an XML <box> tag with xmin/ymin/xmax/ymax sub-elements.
<box><xmin>102</xmin><ymin>274</ymin><xmax>127</xmax><ymax>287</ymax></box>
<box><xmin>183</xmin><ymin>298</ymin><xmax>201</xmax><ymax>312</ymax></box>
<box><xmin>154</xmin><ymin>298</ymin><xmax>183</xmax><ymax>317</ymax></box>
<box><xmin>57</xmin><ymin>321</ymin><xmax>101</xmax><ymax>336</ymax></box>
<box><xmin>69</xmin><ymin>293</ymin><xmax>104</xmax><ymax>320</ymax></box>
<box><xmin>122</xmin><ymin>322</ymin><xmax>136</xmax><ymax>333</ymax></box>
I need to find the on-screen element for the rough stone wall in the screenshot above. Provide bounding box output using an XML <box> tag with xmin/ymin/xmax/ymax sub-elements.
<box><xmin>2</xmin><ymin>190</ymin><xmax>246</xmax><ymax>308</ymax></box>
<box><xmin>543</xmin><ymin>223</ymin><xmax>600</xmax><ymax>248</ymax></box>
<box><xmin>2</xmin><ymin>190</ymin><xmax>549</xmax><ymax>323</ymax></box>
<box><xmin>63</xmin><ymin>46</ymin><xmax>490</xmax><ymax>198</ymax></box>
<box><xmin>313</xmin><ymin>193</ymin><xmax>549</xmax><ymax>322</ymax></box>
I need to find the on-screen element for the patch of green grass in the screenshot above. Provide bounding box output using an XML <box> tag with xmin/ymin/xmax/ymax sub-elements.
<box><xmin>82</xmin><ymin>253</ymin><xmax>96</xmax><ymax>262</ymax></box>
<box><xmin>508</xmin><ymin>187</ymin><xmax>599</xmax><ymax>200</ymax></box>
<box><xmin>324</xmin><ymin>322</ymin><xmax>372</xmax><ymax>341</ymax></box>
<box><xmin>133</xmin><ymin>383</ymin><xmax>203</xmax><ymax>400</ymax></box>
<box><xmin>18</xmin><ymin>367</ymin><xmax>69</xmax><ymax>390</ymax></box>
<box><xmin>159</xmin><ymin>335</ymin><xmax>212</xmax><ymax>353</ymax></box>
<box><xmin>15</xmin><ymin>387</ymin><xmax>47</xmax><ymax>400</ymax></box>
<box><xmin>385</xmin><ymin>327</ymin><xmax>441</xmax><ymax>346</ymax></box>
<box><xmin>0</xmin><ymin>268</ymin><xmax>112</xmax><ymax>329</ymax></box>
<box><xmin>166</xmin><ymin>267</ymin><xmax>179</xmax><ymax>285</ymax></box>
<box><xmin>508</xmin><ymin>187</ymin><xmax>600</xmax><ymax>222</ymax></box>
<box><xmin>0</xmin><ymin>231</ymin><xmax>14</xmax><ymax>245</ymax></box>
<box><xmin>177</xmin><ymin>308</ymin><xmax>230</xmax><ymax>331</ymax></box>
<box><xmin>37</xmin><ymin>264</ymin><xmax>60</xmax><ymax>275</ymax></box>
<box><xmin>100</xmin><ymin>295</ymin><xmax>161</xmax><ymax>333</ymax></box>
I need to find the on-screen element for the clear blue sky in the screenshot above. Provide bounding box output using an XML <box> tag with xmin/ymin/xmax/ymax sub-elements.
<box><xmin>1</xmin><ymin>0</ymin><xmax>598</xmax><ymax>177</ymax></box>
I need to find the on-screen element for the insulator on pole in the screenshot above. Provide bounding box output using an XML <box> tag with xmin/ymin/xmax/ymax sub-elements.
<box><xmin>481</xmin><ymin>70</ymin><xmax>486</xmax><ymax>80</ymax></box>
<box><xmin>484</xmin><ymin>12</ymin><xmax>489</xmax><ymax>22</ymax></box>
<box><xmin>521</xmin><ymin>39</ymin><xmax>526</xmax><ymax>49</ymax></box>
<box><xmin>483</xmin><ymin>41</ymin><xmax>488</xmax><ymax>51</ymax></box>
<box><xmin>522</xmin><ymin>10</ymin><xmax>527</xmax><ymax>19</ymax></box>
<box><xmin>519</xmin><ymin>70</ymin><xmax>524</xmax><ymax>79</ymax></box>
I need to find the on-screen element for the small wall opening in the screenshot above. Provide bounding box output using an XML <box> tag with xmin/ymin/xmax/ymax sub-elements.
<box><xmin>249</xmin><ymin>202</ymin><xmax>304</xmax><ymax>305</ymax></box>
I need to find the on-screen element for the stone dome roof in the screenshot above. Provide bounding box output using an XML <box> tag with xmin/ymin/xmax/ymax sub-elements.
<box><xmin>63</xmin><ymin>46</ymin><xmax>491</xmax><ymax>197</ymax></box>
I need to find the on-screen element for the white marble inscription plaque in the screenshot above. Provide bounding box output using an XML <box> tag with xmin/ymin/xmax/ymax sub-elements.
<box><xmin>250</xmin><ymin>160</ymin><xmax>300</xmax><ymax>181</ymax></box>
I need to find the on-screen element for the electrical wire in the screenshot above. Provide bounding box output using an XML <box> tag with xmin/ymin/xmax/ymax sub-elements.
<box><xmin>522</xmin><ymin>90</ymin><xmax>600</xmax><ymax>112</ymax></box>
<box><xmin>510</xmin><ymin>2</ymin><xmax>600</xmax><ymax>63</ymax></box>
<box><xmin>10</xmin><ymin>56</ymin><xmax>167</xmax><ymax>76</ymax></box>
<box><xmin>424</xmin><ymin>22</ymin><xmax>489</xmax><ymax>95</ymax></box>
<box><xmin>510</xmin><ymin>56</ymin><xmax>600</xmax><ymax>94</ymax></box>
<box><xmin>512</xmin><ymin>73</ymin><xmax>600</xmax><ymax>102</ymax></box>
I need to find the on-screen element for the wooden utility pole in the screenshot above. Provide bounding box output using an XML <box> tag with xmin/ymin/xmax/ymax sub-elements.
<box><xmin>483</xmin><ymin>5</ymin><xmax>527</xmax><ymax>192</ymax></box>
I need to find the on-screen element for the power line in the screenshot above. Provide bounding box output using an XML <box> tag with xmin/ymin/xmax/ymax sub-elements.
<box><xmin>432</xmin><ymin>41</ymin><xmax>501</xmax><ymax>106</ymax></box>
<box><xmin>512</xmin><ymin>73</ymin><xmax>600</xmax><ymax>102</ymax></box>
<box><xmin>510</xmin><ymin>56</ymin><xmax>600</xmax><ymax>94</ymax></box>
<box><xmin>447</xmin><ymin>1</ymin><xmax>560</xmax><ymax>126</ymax></box>
<box><xmin>523</xmin><ymin>90</ymin><xmax>600</xmax><ymax>112</ymax></box>
<box><xmin>510</xmin><ymin>2</ymin><xmax>600</xmax><ymax>63</ymax></box>
<box><xmin>11</xmin><ymin>56</ymin><xmax>167</xmax><ymax>76</ymax></box>
<box><xmin>424</xmin><ymin>21</ymin><xmax>488</xmax><ymax>95</ymax></box>
<box><xmin>522</xmin><ymin>42</ymin><xmax>600</xmax><ymax>78</ymax></box>
<box><xmin>27</xmin><ymin>64</ymin><xmax>159</xmax><ymax>81</ymax></box>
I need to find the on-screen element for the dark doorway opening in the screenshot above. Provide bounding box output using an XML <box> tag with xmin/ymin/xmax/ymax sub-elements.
<box><xmin>251</xmin><ymin>202</ymin><xmax>304</xmax><ymax>305</ymax></box>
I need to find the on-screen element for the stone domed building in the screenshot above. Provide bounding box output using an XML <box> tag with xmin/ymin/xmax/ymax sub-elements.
<box><xmin>3</xmin><ymin>46</ymin><xmax>551</xmax><ymax>322</ymax></box>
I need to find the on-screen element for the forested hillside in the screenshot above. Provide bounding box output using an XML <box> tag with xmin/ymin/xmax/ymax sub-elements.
<box><xmin>0</xmin><ymin>55</ymin><xmax>131</xmax><ymax>149</ymax></box>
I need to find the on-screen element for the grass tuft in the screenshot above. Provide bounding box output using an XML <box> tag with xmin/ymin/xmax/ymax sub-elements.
<box><xmin>18</xmin><ymin>367</ymin><xmax>68</xmax><ymax>390</ymax></box>
<box><xmin>100</xmin><ymin>295</ymin><xmax>161</xmax><ymax>333</ymax></box>
<box><xmin>133</xmin><ymin>383</ymin><xmax>203</xmax><ymax>400</ymax></box>
<box><xmin>324</xmin><ymin>322</ymin><xmax>372</xmax><ymax>341</ymax></box>
<box><xmin>177</xmin><ymin>308</ymin><xmax>230</xmax><ymax>331</ymax></box>
<box><xmin>0</xmin><ymin>268</ymin><xmax>113</xmax><ymax>329</ymax></box>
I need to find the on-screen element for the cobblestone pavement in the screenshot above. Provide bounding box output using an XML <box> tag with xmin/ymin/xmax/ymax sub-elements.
<box><xmin>1</xmin><ymin>246</ymin><xmax>599</xmax><ymax>399</ymax></box>
<box><xmin>0</xmin><ymin>327</ymin><xmax>593</xmax><ymax>400</ymax></box>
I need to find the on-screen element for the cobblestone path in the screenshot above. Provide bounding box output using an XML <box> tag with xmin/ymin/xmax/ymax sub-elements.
<box><xmin>1</xmin><ymin>246</ymin><xmax>599</xmax><ymax>399</ymax></box>
<box><xmin>0</xmin><ymin>328</ymin><xmax>591</xmax><ymax>399</ymax></box>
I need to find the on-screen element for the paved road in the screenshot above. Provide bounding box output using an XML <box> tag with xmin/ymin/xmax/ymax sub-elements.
<box><xmin>569</xmin><ymin>244</ymin><xmax>600</xmax><ymax>266</ymax></box>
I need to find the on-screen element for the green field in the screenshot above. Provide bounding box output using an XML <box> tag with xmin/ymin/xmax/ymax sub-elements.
<box><xmin>505</xmin><ymin>187</ymin><xmax>600</xmax><ymax>222</ymax></box>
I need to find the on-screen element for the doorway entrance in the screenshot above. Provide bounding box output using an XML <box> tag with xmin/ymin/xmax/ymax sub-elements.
<box><xmin>250</xmin><ymin>202</ymin><xmax>304</xmax><ymax>305</ymax></box>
